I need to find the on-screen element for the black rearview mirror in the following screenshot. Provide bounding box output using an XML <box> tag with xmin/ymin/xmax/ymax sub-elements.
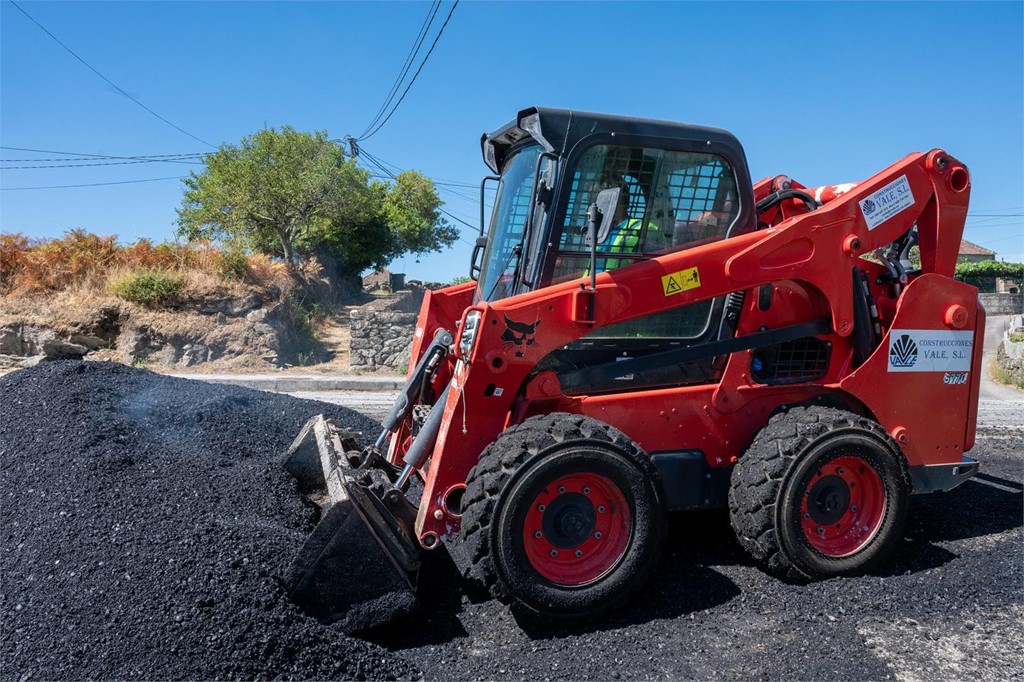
<box><xmin>469</xmin><ymin>235</ymin><xmax>487</xmax><ymax>281</ymax></box>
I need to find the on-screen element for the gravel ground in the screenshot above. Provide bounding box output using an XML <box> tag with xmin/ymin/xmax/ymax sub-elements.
<box><xmin>3</xmin><ymin>361</ymin><xmax>1021</xmax><ymax>681</ymax></box>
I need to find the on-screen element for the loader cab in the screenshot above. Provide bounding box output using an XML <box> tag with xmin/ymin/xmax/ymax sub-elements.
<box><xmin>475</xmin><ymin>107</ymin><xmax>758</xmax><ymax>393</ymax></box>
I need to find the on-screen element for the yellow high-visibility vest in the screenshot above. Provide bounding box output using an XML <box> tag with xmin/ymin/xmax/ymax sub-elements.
<box><xmin>604</xmin><ymin>218</ymin><xmax>644</xmax><ymax>270</ymax></box>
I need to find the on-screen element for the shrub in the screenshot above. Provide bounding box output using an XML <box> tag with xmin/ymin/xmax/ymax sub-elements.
<box><xmin>109</xmin><ymin>269</ymin><xmax>184</xmax><ymax>305</ymax></box>
<box><xmin>1</xmin><ymin>230</ymin><xmax>293</xmax><ymax>300</ymax></box>
<box><xmin>0</xmin><ymin>233</ymin><xmax>30</xmax><ymax>293</ymax></box>
<box><xmin>219</xmin><ymin>249</ymin><xmax>250</xmax><ymax>281</ymax></box>
<box><xmin>17</xmin><ymin>229</ymin><xmax>119</xmax><ymax>291</ymax></box>
<box><xmin>954</xmin><ymin>260</ymin><xmax>1024</xmax><ymax>279</ymax></box>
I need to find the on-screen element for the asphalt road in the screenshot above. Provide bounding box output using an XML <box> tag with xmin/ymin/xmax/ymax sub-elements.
<box><xmin>286</xmin><ymin>323</ymin><xmax>1023</xmax><ymax>681</ymax></box>
<box><xmin>981</xmin><ymin>314</ymin><xmax>1023</xmax><ymax>401</ymax></box>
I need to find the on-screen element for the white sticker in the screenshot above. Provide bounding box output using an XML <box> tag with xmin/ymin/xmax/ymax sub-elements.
<box><xmin>493</xmin><ymin>387</ymin><xmax>504</xmax><ymax>397</ymax></box>
<box><xmin>860</xmin><ymin>175</ymin><xmax>915</xmax><ymax>230</ymax></box>
<box><xmin>943</xmin><ymin>372</ymin><xmax>969</xmax><ymax>385</ymax></box>
<box><xmin>887</xmin><ymin>329</ymin><xmax>973</xmax><ymax>372</ymax></box>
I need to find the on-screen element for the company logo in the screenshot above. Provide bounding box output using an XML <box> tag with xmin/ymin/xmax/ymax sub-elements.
<box><xmin>889</xmin><ymin>333</ymin><xmax>918</xmax><ymax>368</ymax></box>
<box><xmin>861</xmin><ymin>198</ymin><xmax>877</xmax><ymax>215</ymax></box>
<box><xmin>501</xmin><ymin>315</ymin><xmax>540</xmax><ymax>357</ymax></box>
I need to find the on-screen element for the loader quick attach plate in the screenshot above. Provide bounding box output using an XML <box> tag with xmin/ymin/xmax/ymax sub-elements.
<box><xmin>283</xmin><ymin>416</ymin><xmax>421</xmax><ymax>633</ymax></box>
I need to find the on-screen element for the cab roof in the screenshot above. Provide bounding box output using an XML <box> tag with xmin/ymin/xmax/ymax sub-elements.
<box><xmin>481</xmin><ymin>106</ymin><xmax>745</xmax><ymax>174</ymax></box>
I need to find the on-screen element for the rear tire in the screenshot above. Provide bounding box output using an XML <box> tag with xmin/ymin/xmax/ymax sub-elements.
<box><xmin>459</xmin><ymin>413</ymin><xmax>666</xmax><ymax>621</ymax></box>
<box><xmin>728</xmin><ymin>406</ymin><xmax>910</xmax><ymax>581</ymax></box>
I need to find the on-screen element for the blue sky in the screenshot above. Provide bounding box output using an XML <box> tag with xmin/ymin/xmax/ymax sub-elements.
<box><xmin>2</xmin><ymin>1</ymin><xmax>1021</xmax><ymax>282</ymax></box>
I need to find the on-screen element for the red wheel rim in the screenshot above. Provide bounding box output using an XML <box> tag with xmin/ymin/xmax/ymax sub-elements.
<box><xmin>522</xmin><ymin>472</ymin><xmax>632</xmax><ymax>586</ymax></box>
<box><xmin>800</xmin><ymin>455</ymin><xmax>886</xmax><ymax>557</ymax></box>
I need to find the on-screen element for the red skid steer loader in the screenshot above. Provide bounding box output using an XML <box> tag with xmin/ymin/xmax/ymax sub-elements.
<box><xmin>284</xmin><ymin>108</ymin><xmax>982</xmax><ymax>632</ymax></box>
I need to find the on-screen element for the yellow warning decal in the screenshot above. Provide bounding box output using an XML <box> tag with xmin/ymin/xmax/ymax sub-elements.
<box><xmin>661</xmin><ymin>267</ymin><xmax>701</xmax><ymax>296</ymax></box>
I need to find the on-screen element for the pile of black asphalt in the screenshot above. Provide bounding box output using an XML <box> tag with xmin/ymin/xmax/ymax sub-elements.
<box><xmin>1</xmin><ymin>361</ymin><xmax>420</xmax><ymax>680</ymax></box>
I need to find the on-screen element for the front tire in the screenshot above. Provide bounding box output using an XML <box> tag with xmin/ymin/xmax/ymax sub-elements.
<box><xmin>728</xmin><ymin>406</ymin><xmax>910</xmax><ymax>581</ymax></box>
<box><xmin>459</xmin><ymin>413</ymin><xmax>666</xmax><ymax>621</ymax></box>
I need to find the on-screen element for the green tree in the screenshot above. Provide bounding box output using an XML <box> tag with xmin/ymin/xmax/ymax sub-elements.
<box><xmin>176</xmin><ymin>126</ymin><xmax>456</xmax><ymax>278</ymax></box>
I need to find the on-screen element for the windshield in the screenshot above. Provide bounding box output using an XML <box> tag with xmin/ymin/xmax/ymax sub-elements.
<box><xmin>478</xmin><ymin>144</ymin><xmax>542</xmax><ymax>302</ymax></box>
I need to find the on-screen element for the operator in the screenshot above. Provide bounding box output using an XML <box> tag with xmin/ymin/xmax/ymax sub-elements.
<box><xmin>601</xmin><ymin>185</ymin><xmax>647</xmax><ymax>270</ymax></box>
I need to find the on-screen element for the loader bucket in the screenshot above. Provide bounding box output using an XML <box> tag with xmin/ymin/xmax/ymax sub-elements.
<box><xmin>282</xmin><ymin>416</ymin><xmax>421</xmax><ymax>633</ymax></box>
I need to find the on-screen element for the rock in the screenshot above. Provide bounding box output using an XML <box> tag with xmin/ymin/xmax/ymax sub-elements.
<box><xmin>40</xmin><ymin>338</ymin><xmax>88</xmax><ymax>359</ymax></box>
<box><xmin>181</xmin><ymin>344</ymin><xmax>206</xmax><ymax>367</ymax></box>
<box><xmin>0</xmin><ymin>326</ymin><xmax>21</xmax><ymax>354</ymax></box>
<box><xmin>245</xmin><ymin>309</ymin><xmax>267</xmax><ymax>324</ymax></box>
<box><xmin>0</xmin><ymin>325</ymin><xmax>88</xmax><ymax>359</ymax></box>
<box><xmin>68</xmin><ymin>334</ymin><xmax>109</xmax><ymax>351</ymax></box>
<box><xmin>194</xmin><ymin>294</ymin><xmax>263</xmax><ymax>317</ymax></box>
<box><xmin>216</xmin><ymin>312</ymin><xmax>227</xmax><ymax>326</ymax></box>
<box><xmin>227</xmin><ymin>293</ymin><xmax>261</xmax><ymax>316</ymax></box>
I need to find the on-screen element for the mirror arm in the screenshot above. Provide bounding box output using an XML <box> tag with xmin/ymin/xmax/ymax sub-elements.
<box><xmin>586</xmin><ymin>203</ymin><xmax>599</xmax><ymax>293</ymax></box>
<box><xmin>479</xmin><ymin>175</ymin><xmax>499</xmax><ymax>237</ymax></box>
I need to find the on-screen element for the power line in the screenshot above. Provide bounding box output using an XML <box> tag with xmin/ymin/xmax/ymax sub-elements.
<box><xmin>358</xmin><ymin>0</ymin><xmax>460</xmax><ymax>141</ymax></box>
<box><xmin>1</xmin><ymin>174</ymin><xmax>184</xmax><ymax>189</ymax></box>
<box><xmin>359</xmin><ymin>146</ymin><xmax>487</xmax><ymax>232</ymax></box>
<box><xmin>8</xmin><ymin>0</ymin><xmax>215</xmax><ymax>148</ymax></box>
<box><xmin>2</xmin><ymin>158</ymin><xmax>203</xmax><ymax>169</ymax></box>
<box><xmin>1</xmin><ymin>146</ymin><xmax>204</xmax><ymax>160</ymax></box>
<box><xmin>357</xmin><ymin>151</ymin><xmax>476</xmax><ymax>245</ymax></box>
<box><xmin>358</xmin><ymin>1</ymin><xmax>442</xmax><ymax>140</ymax></box>
<box><xmin>973</xmin><ymin>232</ymin><xmax>1023</xmax><ymax>246</ymax></box>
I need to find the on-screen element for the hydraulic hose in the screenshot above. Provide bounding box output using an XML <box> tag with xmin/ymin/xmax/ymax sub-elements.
<box><xmin>756</xmin><ymin>189</ymin><xmax>819</xmax><ymax>213</ymax></box>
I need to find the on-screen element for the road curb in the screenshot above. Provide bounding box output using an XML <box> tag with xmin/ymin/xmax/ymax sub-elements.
<box><xmin>171</xmin><ymin>374</ymin><xmax>405</xmax><ymax>393</ymax></box>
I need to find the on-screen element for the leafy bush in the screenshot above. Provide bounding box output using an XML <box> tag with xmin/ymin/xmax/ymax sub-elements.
<box><xmin>955</xmin><ymin>260</ymin><xmax>1023</xmax><ymax>280</ymax></box>
<box><xmin>109</xmin><ymin>269</ymin><xmax>184</xmax><ymax>305</ymax></box>
<box><xmin>955</xmin><ymin>260</ymin><xmax>1023</xmax><ymax>293</ymax></box>
<box><xmin>219</xmin><ymin>249</ymin><xmax>250</xmax><ymax>281</ymax></box>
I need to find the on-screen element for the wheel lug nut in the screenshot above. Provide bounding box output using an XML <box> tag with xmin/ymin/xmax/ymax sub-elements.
<box><xmin>550</xmin><ymin>549</ymin><xmax>557</xmax><ymax>557</ymax></box>
<box><xmin>558</xmin><ymin>486</ymin><xmax>566</xmax><ymax>494</ymax></box>
<box><xmin>594</xmin><ymin>531</ymin><xmax>602</xmax><ymax>539</ymax></box>
<box><xmin>534</xmin><ymin>531</ymin><xmax>542</xmax><ymax>539</ymax></box>
<box><xmin>598</xmin><ymin>505</ymin><xmax>606</xmax><ymax>513</ymax></box>
<box><xmin>850</xmin><ymin>505</ymin><xmax>857</xmax><ymax>512</ymax></box>
<box><xmin>837</xmin><ymin>467</ymin><xmax>844</xmax><ymax>475</ymax></box>
<box><xmin>803</xmin><ymin>513</ymin><xmax>810</xmax><ymax>519</ymax></box>
<box><xmin>575</xmin><ymin>550</ymin><xmax>583</xmax><ymax>558</ymax></box>
<box><xmin>583</xmin><ymin>487</ymin><xmax>591</xmax><ymax>495</ymax></box>
<box><xmin>537</xmin><ymin>504</ymin><xmax>545</xmax><ymax>512</ymax></box>
<box><xmin>817</xmin><ymin>527</ymin><xmax>824</xmax><ymax>535</ymax></box>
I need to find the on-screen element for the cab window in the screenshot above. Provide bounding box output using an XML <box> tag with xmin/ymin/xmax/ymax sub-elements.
<box><xmin>552</xmin><ymin>145</ymin><xmax>739</xmax><ymax>283</ymax></box>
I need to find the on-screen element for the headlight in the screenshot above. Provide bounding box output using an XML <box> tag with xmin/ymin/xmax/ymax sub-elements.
<box><xmin>458</xmin><ymin>310</ymin><xmax>482</xmax><ymax>359</ymax></box>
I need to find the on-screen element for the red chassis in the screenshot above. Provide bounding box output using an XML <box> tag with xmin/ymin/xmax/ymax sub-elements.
<box><xmin>389</xmin><ymin>148</ymin><xmax>979</xmax><ymax>549</ymax></box>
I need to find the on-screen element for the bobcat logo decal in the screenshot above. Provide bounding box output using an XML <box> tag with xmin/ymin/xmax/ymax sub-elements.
<box><xmin>501</xmin><ymin>315</ymin><xmax>540</xmax><ymax>357</ymax></box>
<box><xmin>889</xmin><ymin>333</ymin><xmax>918</xmax><ymax>368</ymax></box>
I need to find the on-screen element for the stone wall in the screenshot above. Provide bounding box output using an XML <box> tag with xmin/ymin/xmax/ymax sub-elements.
<box><xmin>349</xmin><ymin>310</ymin><xmax>416</xmax><ymax>371</ymax></box>
<box><xmin>995</xmin><ymin>315</ymin><xmax>1024</xmax><ymax>387</ymax></box>
<box><xmin>979</xmin><ymin>293</ymin><xmax>1023</xmax><ymax>315</ymax></box>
